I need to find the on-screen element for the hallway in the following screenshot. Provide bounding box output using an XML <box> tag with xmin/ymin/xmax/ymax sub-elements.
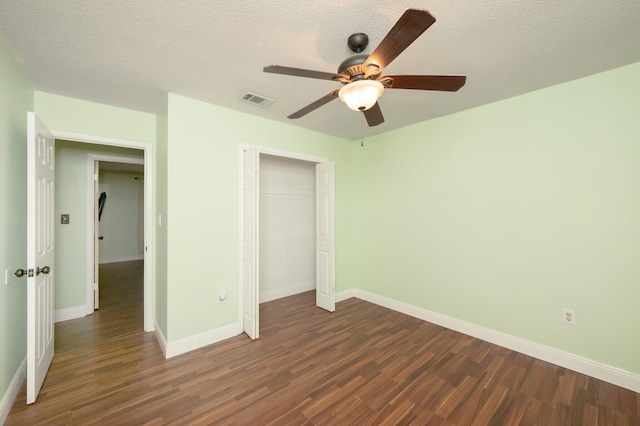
<box><xmin>54</xmin><ymin>260</ymin><xmax>144</xmax><ymax>353</ymax></box>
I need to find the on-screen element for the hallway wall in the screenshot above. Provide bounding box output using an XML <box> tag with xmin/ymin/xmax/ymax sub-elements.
<box><xmin>98</xmin><ymin>170</ymin><xmax>144</xmax><ymax>263</ymax></box>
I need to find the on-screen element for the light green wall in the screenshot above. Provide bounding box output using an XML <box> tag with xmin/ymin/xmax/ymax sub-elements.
<box><xmin>164</xmin><ymin>94</ymin><xmax>354</xmax><ymax>341</ymax></box>
<box><xmin>98</xmin><ymin>170</ymin><xmax>144</xmax><ymax>262</ymax></box>
<box><xmin>0</xmin><ymin>35</ymin><xmax>33</xmax><ymax>414</ymax></box>
<box><xmin>55</xmin><ymin>141</ymin><xmax>143</xmax><ymax>310</ymax></box>
<box><xmin>353</xmin><ymin>62</ymin><xmax>640</xmax><ymax>374</ymax></box>
<box><xmin>34</xmin><ymin>92</ymin><xmax>156</xmax><ymax>143</ymax></box>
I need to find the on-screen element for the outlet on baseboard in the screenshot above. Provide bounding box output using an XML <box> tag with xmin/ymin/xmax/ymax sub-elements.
<box><xmin>562</xmin><ymin>309</ymin><xmax>576</xmax><ymax>325</ymax></box>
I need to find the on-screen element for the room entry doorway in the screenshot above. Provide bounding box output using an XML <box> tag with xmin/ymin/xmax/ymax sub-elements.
<box><xmin>52</xmin><ymin>131</ymin><xmax>153</xmax><ymax>335</ymax></box>
<box><xmin>25</xmin><ymin>115</ymin><xmax>153</xmax><ymax>405</ymax></box>
<box><xmin>88</xmin><ymin>155</ymin><xmax>145</xmax><ymax>312</ymax></box>
<box><xmin>240</xmin><ymin>147</ymin><xmax>336</xmax><ymax>340</ymax></box>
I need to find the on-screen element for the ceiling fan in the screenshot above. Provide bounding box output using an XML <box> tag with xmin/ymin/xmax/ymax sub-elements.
<box><xmin>263</xmin><ymin>8</ymin><xmax>466</xmax><ymax>127</ymax></box>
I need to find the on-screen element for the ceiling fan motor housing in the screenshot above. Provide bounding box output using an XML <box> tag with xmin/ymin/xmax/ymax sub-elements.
<box><xmin>337</xmin><ymin>53</ymin><xmax>369</xmax><ymax>79</ymax></box>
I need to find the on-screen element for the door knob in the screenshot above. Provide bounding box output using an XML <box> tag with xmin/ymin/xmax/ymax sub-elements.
<box><xmin>99</xmin><ymin>236</ymin><xmax>104</xmax><ymax>240</ymax></box>
<box><xmin>15</xmin><ymin>268</ymin><xmax>37</xmax><ymax>278</ymax></box>
<box><xmin>36</xmin><ymin>266</ymin><xmax>50</xmax><ymax>275</ymax></box>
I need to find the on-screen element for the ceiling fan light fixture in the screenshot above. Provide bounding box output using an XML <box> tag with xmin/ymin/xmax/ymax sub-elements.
<box><xmin>338</xmin><ymin>80</ymin><xmax>384</xmax><ymax>112</ymax></box>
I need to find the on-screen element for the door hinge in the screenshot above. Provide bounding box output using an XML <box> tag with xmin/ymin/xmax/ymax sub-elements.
<box><xmin>94</xmin><ymin>282</ymin><xmax>98</xmax><ymax>290</ymax></box>
<box><xmin>93</xmin><ymin>173</ymin><xmax>99</xmax><ymax>181</ymax></box>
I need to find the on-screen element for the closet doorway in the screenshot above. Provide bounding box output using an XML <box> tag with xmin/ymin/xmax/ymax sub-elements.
<box><xmin>240</xmin><ymin>146</ymin><xmax>335</xmax><ymax>340</ymax></box>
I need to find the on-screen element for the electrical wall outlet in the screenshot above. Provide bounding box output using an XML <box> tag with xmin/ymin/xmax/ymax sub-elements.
<box><xmin>562</xmin><ymin>309</ymin><xmax>576</xmax><ymax>325</ymax></box>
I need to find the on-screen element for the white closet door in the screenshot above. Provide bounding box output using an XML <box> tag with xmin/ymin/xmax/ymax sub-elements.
<box><xmin>315</xmin><ymin>161</ymin><xmax>335</xmax><ymax>312</ymax></box>
<box><xmin>242</xmin><ymin>148</ymin><xmax>259</xmax><ymax>339</ymax></box>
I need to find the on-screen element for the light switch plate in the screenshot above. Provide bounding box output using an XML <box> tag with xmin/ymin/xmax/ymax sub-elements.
<box><xmin>4</xmin><ymin>267</ymin><xmax>12</xmax><ymax>286</ymax></box>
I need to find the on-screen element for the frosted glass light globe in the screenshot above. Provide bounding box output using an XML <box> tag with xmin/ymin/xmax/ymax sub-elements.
<box><xmin>338</xmin><ymin>80</ymin><xmax>384</xmax><ymax>111</ymax></box>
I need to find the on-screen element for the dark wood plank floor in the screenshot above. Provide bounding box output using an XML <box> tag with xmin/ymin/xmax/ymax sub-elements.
<box><xmin>54</xmin><ymin>260</ymin><xmax>144</xmax><ymax>354</ymax></box>
<box><xmin>8</xmin><ymin>275</ymin><xmax>640</xmax><ymax>424</ymax></box>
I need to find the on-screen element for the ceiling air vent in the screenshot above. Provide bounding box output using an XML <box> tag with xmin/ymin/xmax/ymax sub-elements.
<box><xmin>240</xmin><ymin>91</ymin><xmax>275</xmax><ymax>108</ymax></box>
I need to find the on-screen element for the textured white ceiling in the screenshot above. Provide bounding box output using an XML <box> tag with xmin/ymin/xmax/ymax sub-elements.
<box><xmin>1</xmin><ymin>1</ymin><xmax>639</xmax><ymax>141</ymax></box>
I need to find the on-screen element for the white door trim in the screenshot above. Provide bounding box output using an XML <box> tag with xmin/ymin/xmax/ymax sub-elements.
<box><xmin>237</xmin><ymin>144</ymin><xmax>330</xmax><ymax>331</ymax></box>
<box><xmin>242</xmin><ymin>144</ymin><xmax>329</xmax><ymax>164</ymax></box>
<box><xmin>85</xmin><ymin>154</ymin><xmax>145</xmax><ymax>316</ymax></box>
<box><xmin>52</xmin><ymin>130</ymin><xmax>154</xmax><ymax>332</ymax></box>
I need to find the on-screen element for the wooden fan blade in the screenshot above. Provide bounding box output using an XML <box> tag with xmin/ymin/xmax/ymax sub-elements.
<box><xmin>363</xmin><ymin>9</ymin><xmax>436</xmax><ymax>78</ymax></box>
<box><xmin>264</xmin><ymin>65</ymin><xmax>342</xmax><ymax>81</ymax></box>
<box><xmin>385</xmin><ymin>75</ymin><xmax>467</xmax><ymax>91</ymax></box>
<box><xmin>363</xmin><ymin>102</ymin><xmax>384</xmax><ymax>126</ymax></box>
<box><xmin>288</xmin><ymin>90</ymin><xmax>340</xmax><ymax>119</ymax></box>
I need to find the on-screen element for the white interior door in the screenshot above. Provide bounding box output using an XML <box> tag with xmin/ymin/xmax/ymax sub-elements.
<box><xmin>315</xmin><ymin>161</ymin><xmax>335</xmax><ymax>312</ymax></box>
<box><xmin>93</xmin><ymin>160</ymin><xmax>100</xmax><ymax>309</ymax></box>
<box><xmin>242</xmin><ymin>148</ymin><xmax>259</xmax><ymax>339</ymax></box>
<box><xmin>26</xmin><ymin>112</ymin><xmax>55</xmax><ymax>404</ymax></box>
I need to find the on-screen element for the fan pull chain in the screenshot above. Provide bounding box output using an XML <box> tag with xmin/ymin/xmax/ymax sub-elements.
<box><xmin>360</xmin><ymin>113</ymin><xmax>365</xmax><ymax>147</ymax></box>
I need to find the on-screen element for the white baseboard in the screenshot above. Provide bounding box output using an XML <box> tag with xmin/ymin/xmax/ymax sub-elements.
<box><xmin>54</xmin><ymin>305</ymin><xmax>86</xmax><ymax>323</ymax></box>
<box><xmin>163</xmin><ymin>323</ymin><xmax>241</xmax><ymax>359</ymax></box>
<box><xmin>154</xmin><ymin>321</ymin><xmax>168</xmax><ymax>358</ymax></box>
<box><xmin>99</xmin><ymin>255</ymin><xmax>144</xmax><ymax>264</ymax></box>
<box><xmin>0</xmin><ymin>357</ymin><xmax>26</xmax><ymax>425</ymax></box>
<box><xmin>348</xmin><ymin>289</ymin><xmax>640</xmax><ymax>394</ymax></box>
<box><xmin>336</xmin><ymin>288</ymin><xmax>355</xmax><ymax>303</ymax></box>
<box><xmin>260</xmin><ymin>281</ymin><xmax>316</xmax><ymax>303</ymax></box>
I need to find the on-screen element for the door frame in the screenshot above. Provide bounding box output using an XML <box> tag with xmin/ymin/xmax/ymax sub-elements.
<box><xmin>237</xmin><ymin>144</ymin><xmax>333</xmax><ymax>334</ymax></box>
<box><xmin>85</xmin><ymin>154</ymin><xmax>145</xmax><ymax>315</ymax></box>
<box><xmin>53</xmin><ymin>130</ymin><xmax>154</xmax><ymax>332</ymax></box>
